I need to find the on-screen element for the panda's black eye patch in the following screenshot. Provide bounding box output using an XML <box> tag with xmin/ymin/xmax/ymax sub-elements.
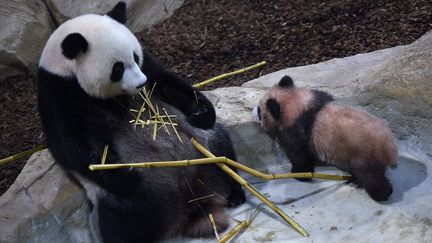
<box><xmin>133</xmin><ymin>52</ymin><xmax>139</xmax><ymax>64</ymax></box>
<box><xmin>111</xmin><ymin>62</ymin><xmax>124</xmax><ymax>82</ymax></box>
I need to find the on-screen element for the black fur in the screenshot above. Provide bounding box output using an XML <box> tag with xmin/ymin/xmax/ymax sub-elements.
<box><xmin>351</xmin><ymin>167</ymin><xmax>393</xmax><ymax>201</ymax></box>
<box><xmin>278</xmin><ymin>75</ymin><xmax>294</xmax><ymax>87</ymax></box>
<box><xmin>61</xmin><ymin>33</ymin><xmax>88</xmax><ymax>59</ymax></box>
<box><xmin>38</xmin><ymin>3</ymin><xmax>246</xmax><ymax>240</ymax></box>
<box><xmin>37</xmin><ymin>67</ymin><xmax>245</xmax><ymax>242</ymax></box>
<box><xmin>110</xmin><ymin>62</ymin><xmax>124</xmax><ymax>82</ymax></box>
<box><xmin>208</xmin><ymin>124</ymin><xmax>246</xmax><ymax>207</ymax></box>
<box><xmin>142</xmin><ymin>50</ymin><xmax>216</xmax><ymax>129</ymax></box>
<box><xmin>118</xmin><ymin>1</ymin><xmax>214</xmax><ymax>130</ymax></box>
<box><xmin>266</xmin><ymin>98</ymin><xmax>281</xmax><ymax>120</ymax></box>
<box><xmin>277</xmin><ymin>90</ymin><xmax>333</xmax><ymax>180</ymax></box>
<box><xmin>107</xmin><ymin>2</ymin><xmax>127</xmax><ymax>24</ymax></box>
<box><xmin>38</xmin><ymin>68</ymin><xmax>143</xmax><ymax>197</ymax></box>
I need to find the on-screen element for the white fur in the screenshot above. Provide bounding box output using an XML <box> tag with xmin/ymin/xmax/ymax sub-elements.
<box><xmin>252</xmin><ymin>106</ymin><xmax>260</xmax><ymax>123</ymax></box>
<box><xmin>39</xmin><ymin>14</ymin><xmax>146</xmax><ymax>99</ymax></box>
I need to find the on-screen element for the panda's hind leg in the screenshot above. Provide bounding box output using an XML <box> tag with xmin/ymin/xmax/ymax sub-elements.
<box><xmin>351</xmin><ymin>167</ymin><xmax>393</xmax><ymax>201</ymax></box>
<box><xmin>97</xmin><ymin>196</ymin><xmax>167</xmax><ymax>243</ymax></box>
<box><xmin>182</xmin><ymin>206</ymin><xmax>229</xmax><ymax>238</ymax></box>
<box><xmin>208</xmin><ymin>123</ymin><xmax>246</xmax><ymax>207</ymax></box>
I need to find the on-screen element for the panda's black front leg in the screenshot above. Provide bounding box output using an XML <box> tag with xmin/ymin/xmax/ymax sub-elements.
<box><xmin>289</xmin><ymin>155</ymin><xmax>315</xmax><ymax>182</ymax></box>
<box><xmin>141</xmin><ymin>50</ymin><xmax>215</xmax><ymax>129</ymax></box>
<box><xmin>279</xmin><ymin>138</ymin><xmax>315</xmax><ymax>182</ymax></box>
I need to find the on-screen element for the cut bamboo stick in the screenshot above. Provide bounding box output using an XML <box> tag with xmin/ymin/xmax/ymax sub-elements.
<box><xmin>89</xmin><ymin>157</ymin><xmax>227</xmax><ymax>171</ymax></box>
<box><xmin>223</xmin><ymin>158</ymin><xmax>351</xmax><ymax>181</ymax></box>
<box><xmin>101</xmin><ymin>145</ymin><xmax>109</xmax><ymax>165</ymax></box>
<box><xmin>209</xmin><ymin>213</ymin><xmax>220</xmax><ymax>240</ymax></box>
<box><xmin>89</xmin><ymin>154</ymin><xmax>350</xmax><ymax>181</ymax></box>
<box><xmin>163</xmin><ymin>108</ymin><xmax>183</xmax><ymax>143</ymax></box>
<box><xmin>192</xmin><ymin>61</ymin><xmax>267</xmax><ymax>88</ymax></box>
<box><xmin>0</xmin><ymin>145</ymin><xmax>47</xmax><ymax>166</ymax></box>
<box><xmin>218</xmin><ymin>220</ymin><xmax>249</xmax><ymax>243</ymax></box>
<box><xmin>191</xmin><ymin>138</ymin><xmax>309</xmax><ymax>237</ymax></box>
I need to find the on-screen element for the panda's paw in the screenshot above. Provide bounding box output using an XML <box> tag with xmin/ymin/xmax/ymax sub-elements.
<box><xmin>186</xmin><ymin>97</ymin><xmax>216</xmax><ymax>129</ymax></box>
<box><xmin>227</xmin><ymin>186</ymin><xmax>246</xmax><ymax>207</ymax></box>
<box><xmin>291</xmin><ymin>165</ymin><xmax>314</xmax><ymax>182</ymax></box>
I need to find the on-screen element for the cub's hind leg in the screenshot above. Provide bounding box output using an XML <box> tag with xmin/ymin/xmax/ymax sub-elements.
<box><xmin>351</xmin><ymin>167</ymin><xmax>393</xmax><ymax>201</ymax></box>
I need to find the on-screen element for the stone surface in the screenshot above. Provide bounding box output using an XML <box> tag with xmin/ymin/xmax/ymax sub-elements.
<box><xmin>45</xmin><ymin>0</ymin><xmax>184</xmax><ymax>32</ymax></box>
<box><xmin>0</xmin><ymin>0</ymin><xmax>55</xmax><ymax>78</ymax></box>
<box><xmin>1</xmin><ymin>31</ymin><xmax>432</xmax><ymax>242</ymax></box>
<box><xmin>0</xmin><ymin>150</ymin><xmax>94</xmax><ymax>243</ymax></box>
<box><xmin>0</xmin><ymin>0</ymin><xmax>183</xmax><ymax>78</ymax></box>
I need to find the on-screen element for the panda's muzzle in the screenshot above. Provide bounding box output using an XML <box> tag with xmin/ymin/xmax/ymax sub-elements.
<box><xmin>136</xmin><ymin>83</ymin><xmax>145</xmax><ymax>89</ymax></box>
<box><xmin>121</xmin><ymin>64</ymin><xmax>147</xmax><ymax>95</ymax></box>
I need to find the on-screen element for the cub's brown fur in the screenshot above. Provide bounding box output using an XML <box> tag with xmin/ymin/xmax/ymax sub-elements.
<box><xmin>253</xmin><ymin>75</ymin><xmax>398</xmax><ymax>201</ymax></box>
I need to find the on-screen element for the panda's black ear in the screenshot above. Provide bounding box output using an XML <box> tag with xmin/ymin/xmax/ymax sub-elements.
<box><xmin>266</xmin><ymin>98</ymin><xmax>281</xmax><ymax>120</ymax></box>
<box><xmin>279</xmin><ymin>75</ymin><xmax>294</xmax><ymax>88</ymax></box>
<box><xmin>61</xmin><ymin>33</ymin><xmax>88</xmax><ymax>60</ymax></box>
<box><xmin>107</xmin><ymin>2</ymin><xmax>127</xmax><ymax>24</ymax></box>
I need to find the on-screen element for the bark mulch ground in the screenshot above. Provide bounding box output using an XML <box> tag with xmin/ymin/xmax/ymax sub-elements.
<box><xmin>1</xmin><ymin>0</ymin><xmax>431</xmax><ymax>195</ymax></box>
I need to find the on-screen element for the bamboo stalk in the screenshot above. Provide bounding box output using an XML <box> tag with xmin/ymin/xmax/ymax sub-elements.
<box><xmin>209</xmin><ymin>213</ymin><xmax>220</xmax><ymax>240</ymax></box>
<box><xmin>192</xmin><ymin>61</ymin><xmax>267</xmax><ymax>88</ymax></box>
<box><xmin>101</xmin><ymin>145</ymin><xmax>109</xmax><ymax>165</ymax></box>
<box><xmin>153</xmin><ymin>122</ymin><xmax>158</xmax><ymax>141</ymax></box>
<box><xmin>193</xmin><ymin>90</ymin><xmax>199</xmax><ymax>104</ymax></box>
<box><xmin>88</xmin><ymin>157</ymin><xmax>227</xmax><ymax>171</ymax></box>
<box><xmin>191</xmin><ymin>138</ymin><xmax>309</xmax><ymax>237</ymax></box>
<box><xmin>0</xmin><ymin>145</ymin><xmax>47</xmax><ymax>166</ymax></box>
<box><xmin>129</xmin><ymin>120</ymin><xmax>178</xmax><ymax>126</ymax></box>
<box><xmin>89</xmin><ymin>148</ymin><xmax>349</xmax><ymax>181</ymax></box>
<box><xmin>155</xmin><ymin>104</ymin><xmax>169</xmax><ymax>134</ymax></box>
<box><xmin>133</xmin><ymin>102</ymin><xmax>146</xmax><ymax>129</ymax></box>
<box><xmin>223</xmin><ymin>158</ymin><xmax>351</xmax><ymax>181</ymax></box>
<box><xmin>187</xmin><ymin>194</ymin><xmax>215</xmax><ymax>203</ymax></box>
<box><xmin>163</xmin><ymin>108</ymin><xmax>183</xmax><ymax>143</ymax></box>
<box><xmin>149</xmin><ymin>82</ymin><xmax>157</xmax><ymax>98</ymax></box>
<box><xmin>218</xmin><ymin>220</ymin><xmax>249</xmax><ymax>243</ymax></box>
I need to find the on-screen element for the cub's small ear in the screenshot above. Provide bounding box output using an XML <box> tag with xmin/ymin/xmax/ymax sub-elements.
<box><xmin>61</xmin><ymin>33</ymin><xmax>88</xmax><ymax>59</ymax></box>
<box><xmin>107</xmin><ymin>2</ymin><xmax>127</xmax><ymax>24</ymax></box>
<box><xmin>266</xmin><ymin>98</ymin><xmax>281</xmax><ymax>120</ymax></box>
<box><xmin>278</xmin><ymin>75</ymin><xmax>294</xmax><ymax>88</ymax></box>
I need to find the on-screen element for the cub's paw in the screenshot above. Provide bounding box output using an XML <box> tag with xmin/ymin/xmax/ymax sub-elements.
<box><xmin>291</xmin><ymin>165</ymin><xmax>314</xmax><ymax>182</ymax></box>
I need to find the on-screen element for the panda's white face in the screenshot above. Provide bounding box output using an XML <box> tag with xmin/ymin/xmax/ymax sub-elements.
<box><xmin>39</xmin><ymin>14</ymin><xmax>147</xmax><ymax>99</ymax></box>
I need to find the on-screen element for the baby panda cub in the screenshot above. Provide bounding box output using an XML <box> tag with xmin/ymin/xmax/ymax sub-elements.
<box><xmin>253</xmin><ymin>75</ymin><xmax>398</xmax><ymax>201</ymax></box>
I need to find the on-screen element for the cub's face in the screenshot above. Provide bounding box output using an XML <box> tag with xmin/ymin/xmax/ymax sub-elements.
<box><xmin>253</xmin><ymin>91</ymin><xmax>281</xmax><ymax>134</ymax></box>
<box><xmin>253</xmin><ymin>75</ymin><xmax>311</xmax><ymax>135</ymax></box>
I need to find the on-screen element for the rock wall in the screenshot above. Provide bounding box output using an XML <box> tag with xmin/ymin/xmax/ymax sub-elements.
<box><xmin>0</xmin><ymin>0</ymin><xmax>183</xmax><ymax>79</ymax></box>
<box><xmin>0</xmin><ymin>0</ymin><xmax>55</xmax><ymax>77</ymax></box>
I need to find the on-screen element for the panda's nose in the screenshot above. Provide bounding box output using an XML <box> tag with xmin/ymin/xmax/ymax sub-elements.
<box><xmin>136</xmin><ymin>83</ymin><xmax>145</xmax><ymax>89</ymax></box>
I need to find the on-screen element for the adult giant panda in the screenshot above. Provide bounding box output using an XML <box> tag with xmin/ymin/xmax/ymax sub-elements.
<box><xmin>37</xmin><ymin>2</ymin><xmax>245</xmax><ymax>242</ymax></box>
